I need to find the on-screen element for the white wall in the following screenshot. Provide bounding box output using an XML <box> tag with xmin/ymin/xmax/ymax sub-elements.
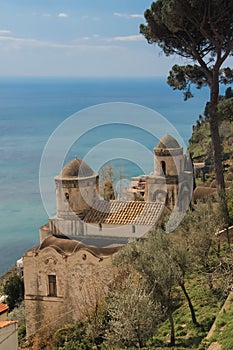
<box><xmin>84</xmin><ymin>222</ymin><xmax>150</xmax><ymax>239</ymax></box>
<box><xmin>0</xmin><ymin>322</ymin><xmax>18</xmax><ymax>350</ymax></box>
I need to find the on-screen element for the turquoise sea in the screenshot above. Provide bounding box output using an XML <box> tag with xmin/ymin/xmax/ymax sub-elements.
<box><xmin>0</xmin><ymin>77</ymin><xmax>209</xmax><ymax>274</ymax></box>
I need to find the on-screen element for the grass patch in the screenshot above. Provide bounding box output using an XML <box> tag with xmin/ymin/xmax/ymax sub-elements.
<box><xmin>209</xmin><ymin>297</ymin><xmax>233</xmax><ymax>350</ymax></box>
<box><xmin>148</xmin><ymin>273</ymin><xmax>223</xmax><ymax>349</ymax></box>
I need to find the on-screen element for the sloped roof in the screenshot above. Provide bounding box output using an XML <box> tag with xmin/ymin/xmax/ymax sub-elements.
<box><xmin>35</xmin><ymin>235</ymin><xmax>124</xmax><ymax>258</ymax></box>
<box><xmin>0</xmin><ymin>321</ymin><xmax>17</xmax><ymax>328</ymax></box>
<box><xmin>0</xmin><ymin>303</ymin><xmax>9</xmax><ymax>315</ymax></box>
<box><xmin>83</xmin><ymin>201</ymin><xmax>164</xmax><ymax>225</ymax></box>
<box><xmin>156</xmin><ymin>134</ymin><xmax>181</xmax><ymax>149</ymax></box>
<box><xmin>60</xmin><ymin>159</ymin><xmax>95</xmax><ymax>178</ymax></box>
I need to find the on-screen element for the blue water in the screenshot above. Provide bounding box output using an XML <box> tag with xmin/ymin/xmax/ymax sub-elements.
<box><xmin>0</xmin><ymin>77</ymin><xmax>209</xmax><ymax>274</ymax></box>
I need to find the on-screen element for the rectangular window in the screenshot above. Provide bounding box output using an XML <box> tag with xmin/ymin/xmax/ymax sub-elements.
<box><xmin>48</xmin><ymin>275</ymin><xmax>57</xmax><ymax>297</ymax></box>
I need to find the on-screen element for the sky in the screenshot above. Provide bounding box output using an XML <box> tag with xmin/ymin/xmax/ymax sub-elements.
<box><xmin>0</xmin><ymin>0</ymin><xmax>232</xmax><ymax>78</ymax></box>
<box><xmin>0</xmin><ymin>0</ymin><xmax>185</xmax><ymax>77</ymax></box>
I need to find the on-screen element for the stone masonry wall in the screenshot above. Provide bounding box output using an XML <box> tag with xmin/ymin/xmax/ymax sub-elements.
<box><xmin>24</xmin><ymin>247</ymin><xmax>117</xmax><ymax>337</ymax></box>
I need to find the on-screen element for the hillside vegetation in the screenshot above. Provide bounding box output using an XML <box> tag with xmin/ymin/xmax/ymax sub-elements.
<box><xmin>14</xmin><ymin>204</ymin><xmax>233</xmax><ymax>350</ymax></box>
<box><xmin>189</xmin><ymin>118</ymin><xmax>233</xmax><ymax>165</ymax></box>
<box><xmin>188</xmin><ymin>89</ymin><xmax>233</xmax><ymax>168</ymax></box>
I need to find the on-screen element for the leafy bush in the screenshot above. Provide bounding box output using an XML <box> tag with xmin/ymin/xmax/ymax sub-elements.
<box><xmin>3</xmin><ymin>274</ymin><xmax>24</xmax><ymax>310</ymax></box>
<box><xmin>54</xmin><ymin>322</ymin><xmax>93</xmax><ymax>350</ymax></box>
<box><xmin>18</xmin><ymin>323</ymin><xmax>26</xmax><ymax>345</ymax></box>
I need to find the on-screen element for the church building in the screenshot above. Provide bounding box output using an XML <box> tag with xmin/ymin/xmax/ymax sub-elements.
<box><xmin>23</xmin><ymin>134</ymin><xmax>193</xmax><ymax>337</ymax></box>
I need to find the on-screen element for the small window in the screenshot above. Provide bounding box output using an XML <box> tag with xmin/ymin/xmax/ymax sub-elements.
<box><xmin>48</xmin><ymin>275</ymin><xmax>57</xmax><ymax>297</ymax></box>
<box><xmin>65</xmin><ymin>192</ymin><xmax>69</xmax><ymax>200</ymax></box>
<box><xmin>132</xmin><ymin>225</ymin><xmax>135</xmax><ymax>233</ymax></box>
<box><xmin>161</xmin><ymin>161</ymin><xmax>166</xmax><ymax>175</ymax></box>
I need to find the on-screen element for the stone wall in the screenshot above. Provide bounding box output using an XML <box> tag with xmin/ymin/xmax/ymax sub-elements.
<box><xmin>24</xmin><ymin>246</ymin><xmax>117</xmax><ymax>337</ymax></box>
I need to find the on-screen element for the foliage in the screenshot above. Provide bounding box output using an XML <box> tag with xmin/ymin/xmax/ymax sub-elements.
<box><xmin>188</xmin><ymin>106</ymin><xmax>233</xmax><ymax>163</ymax></box>
<box><xmin>3</xmin><ymin>274</ymin><xmax>24</xmax><ymax>310</ymax></box>
<box><xmin>140</xmin><ymin>0</ymin><xmax>233</xmax><ymax>226</ymax></box>
<box><xmin>8</xmin><ymin>300</ymin><xmax>25</xmax><ymax>326</ymax></box>
<box><xmin>174</xmin><ymin>203</ymin><xmax>233</xmax><ymax>297</ymax></box>
<box><xmin>209</xmin><ymin>296</ymin><xmax>233</xmax><ymax>350</ymax></box>
<box><xmin>188</xmin><ymin>120</ymin><xmax>212</xmax><ymax>161</ymax></box>
<box><xmin>225</xmin><ymin>87</ymin><xmax>233</xmax><ymax>99</ymax></box>
<box><xmin>105</xmin><ymin>275</ymin><xmax>162</xmax><ymax>349</ymax></box>
<box><xmin>54</xmin><ymin>322</ymin><xmax>93</xmax><ymax>350</ymax></box>
<box><xmin>18</xmin><ymin>323</ymin><xmax>26</xmax><ymax>345</ymax></box>
<box><xmin>99</xmin><ymin>164</ymin><xmax>115</xmax><ymax>201</ymax></box>
<box><xmin>167</xmin><ymin>65</ymin><xmax>233</xmax><ymax>100</ymax></box>
<box><xmin>19</xmin><ymin>203</ymin><xmax>233</xmax><ymax>349</ymax></box>
<box><xmin>227</xmin><ymin>184</ymin><xmax>233</xmax><ymax>223</ymax></box>
<box><xmin>154</xmin><ymin>273</ymin><xmax>222</xmax><ymax>349</ymax></box>
<box><xmin>7</xmin><ymin>300</ymin><xmax>26</xmax><ymax>344</ymax></box>
<box><xmin>140</xmin><ymin>1</ymin><xmax>233</xmax><ymax>60</ymax></box>
<box><xmin>30</xmin><ymin>327</ymin><xmax>54</xmax><ymax>350</ymax></box>
<box><xmin>148</xmin><ymin>204</ymin><xmax>230</xmax><ymax>348</ymax></box>
<box><xmin>115</xmin><ymin>230</ymin><xmax>185</xmax><ymax>346</ymax></box>
<box><xmin>53</xmin><ymin>300</ymin><xmax>110</xmax><ymax>350</ymax></box>
<box><xmin>218</xmin><ymin>97</ymin><xmax>233</xmax><ymax>122</ymax></box>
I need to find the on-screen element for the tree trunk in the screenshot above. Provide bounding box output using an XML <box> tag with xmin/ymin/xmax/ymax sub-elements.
<box><xmin>209</xmin><ymin>70</ymin><xmax>230</xmax><ymax>229</ymax></box>
<box><xmin>168</xmin><ymin>307</ymin><xmax>175</xmax><ymax>346</ymax></box>
<box><xmin>180</xmin><ymin>282</ymin><xmax>198</xmax><ymax>325</ymax></box>
<box><xmin>205</xmin><ymin>262</ymin><xmax>214</xmax><ymax>290</ymax></box>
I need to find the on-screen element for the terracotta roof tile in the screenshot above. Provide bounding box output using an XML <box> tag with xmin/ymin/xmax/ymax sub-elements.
<box><xmin>0</xmin><ymin>302</ymin><xmax>8</xmax><ymax>315</ymax></box>
<box><xmin>0</xmin><ymin>321</ymin><xmax>17</xmax><ymax>329</ymax></box>
<box><xmin>84</xmin><ymin>201</ymin><xmax>164</xmax><ymax>225</ymax></box>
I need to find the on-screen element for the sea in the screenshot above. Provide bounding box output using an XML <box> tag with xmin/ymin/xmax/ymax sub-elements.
<box><xmin>0</xmin><ymin>76</ymin><xmax>210</xmax><ymax>275</ymax></box>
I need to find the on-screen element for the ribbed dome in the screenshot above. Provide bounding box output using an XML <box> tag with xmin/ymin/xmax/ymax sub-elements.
<box><xmin>61</xmin><ymin>159</ymin><xmax>95</xmax><ymax>178</ymax></box>
<box><xmin>156</xmin><ymin>134</ymin><xmax>180</xmax><ymax>149</ymax></box>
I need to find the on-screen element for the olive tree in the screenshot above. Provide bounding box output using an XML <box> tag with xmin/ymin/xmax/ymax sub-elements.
<box><xmin>115</xmin><ymin>231</ymin><xmax>179</xmax><ymax>346</ymax></box>
<box><xmin>106</xmin><ymin>276</ymin><xmax>162</xmax><ymax>348</ymax></box>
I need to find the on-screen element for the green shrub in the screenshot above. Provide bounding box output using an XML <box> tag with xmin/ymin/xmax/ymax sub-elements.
<box><xmin>18</xmin><ymin>323</ymin><xmax>26</xmax><ymax>344</ymax></box>
<box><xmin>54</xmin><ymin>322</ymin><xmax>93</xmax><ymax>350</ymax></box>
<box><xmin>3</xmin><ymin>274</ymin><xmax>24</xmax><ymax>310</ymax></box>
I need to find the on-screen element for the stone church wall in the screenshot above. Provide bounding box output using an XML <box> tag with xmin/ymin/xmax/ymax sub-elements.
<box><xmin>24</xmin><ymin>247</ymin><xmax>117</xmax><ymax>337</ymax></box>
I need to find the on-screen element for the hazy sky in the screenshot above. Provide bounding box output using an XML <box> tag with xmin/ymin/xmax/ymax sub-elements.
<box><xmin>0</xmin><ymin>0</ymin><xmax>178</xmax><ymax>77</ymax></box>
<box><xmin>0</xmin><ymin>0</ymin><xmax>231</xmax><ymax>78</ymax></box>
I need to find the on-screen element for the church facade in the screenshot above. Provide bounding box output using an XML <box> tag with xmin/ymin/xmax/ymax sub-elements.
<box><xmin>24</xmin><ymin>236</ymin><xmax>122</xmax><ymax>337</ymax></box>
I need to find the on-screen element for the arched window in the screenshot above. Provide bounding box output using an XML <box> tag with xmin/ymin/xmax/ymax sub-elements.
<box><xmin>161</xmin><ymin>161</ymin><xmax>166</xmax><ymax>175</ymax></box>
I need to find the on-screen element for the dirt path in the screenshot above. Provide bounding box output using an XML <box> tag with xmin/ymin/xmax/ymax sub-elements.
<box><xmin>208</xmin><ymin>342</ymin><xmax>221</xmax><ymax>350</ymax></box>
<box><xmin>206</xmin><ymin>290</ymin><xmax>233</xmax><ymax>350</ymax></box>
